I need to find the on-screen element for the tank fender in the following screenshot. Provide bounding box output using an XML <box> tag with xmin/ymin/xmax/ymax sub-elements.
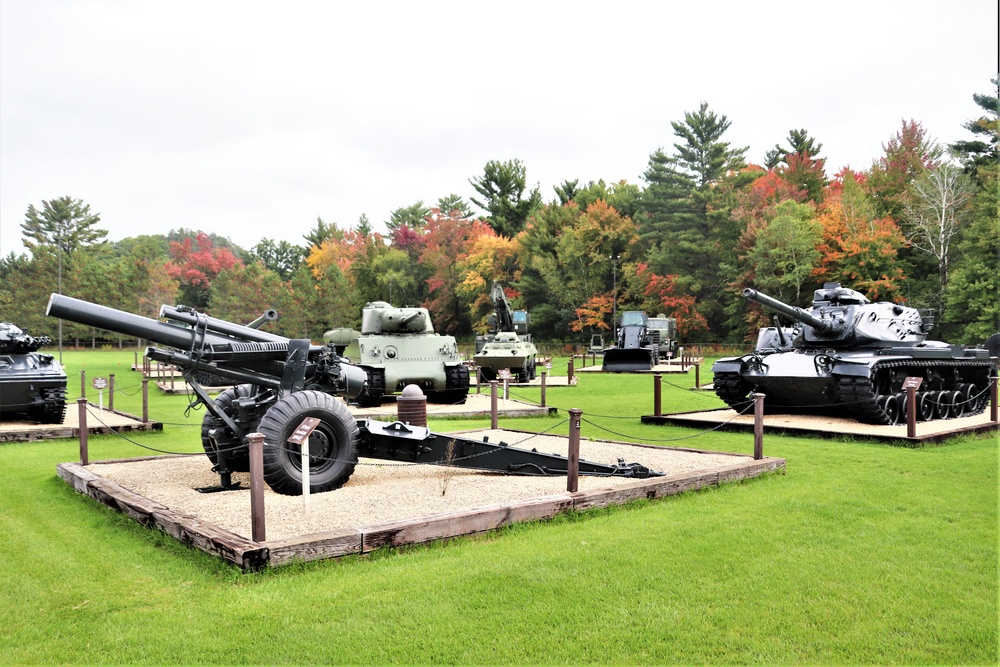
<box><xmin>711</xmin><ymin>358</ymin><xmax>746</xmax><ymax>374</ymax></box>
<box><xmin>830</xmin><ymin>360</ymin><xmax>873</xmax><ymax>377</ymax></box>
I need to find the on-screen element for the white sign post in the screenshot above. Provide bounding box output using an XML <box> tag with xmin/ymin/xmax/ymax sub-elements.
<box><xmin>287</xmin><ymin>417</ymin><xmax>321</xmax><ymax>514</ymax></box>
<box><xmin>92</xmin><ymin>376</ymin><xmax>108</xmax><ymax>411</ymax></box>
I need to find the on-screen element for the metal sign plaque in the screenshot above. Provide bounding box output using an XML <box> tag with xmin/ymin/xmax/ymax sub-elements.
<box><xmin>287</xmin><ymin>417</ymin><xmax>321</xmax><ymax>445</ymax></box>
<box><xmin>91</xmin><ymin>376</ymin><xmax>108</xmax><ymax>389</ymax></box>
<box><xmin>902</xmin><ymin>376</ymin><xmax>923</xmax><ymax>390</ymax></box>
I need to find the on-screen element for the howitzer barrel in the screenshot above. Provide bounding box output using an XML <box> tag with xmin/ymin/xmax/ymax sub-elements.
<box><xmin>742</xmin><ymin>288</ymin><xmax>832</xmax><ymax>333</ymax></box>
<box><xmin>159</xmin><ymin>305</ymin><xmax>287</xmax><ymax>344</ymax></box>
<box><xmin>47</xmin><ymin>294</ymin><xmax>248</xmax><ymax>350</ymax></box>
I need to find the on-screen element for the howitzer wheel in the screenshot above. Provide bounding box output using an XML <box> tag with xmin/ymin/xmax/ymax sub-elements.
<box><xmin>201</xmin><ymin>384</ymin><xmax>257</xmax><ymax>472</ymax></box>
<box><xmin>259</xmin><ymin>390</ymin><xmax>359</xmax><ymax>495</ymax></box>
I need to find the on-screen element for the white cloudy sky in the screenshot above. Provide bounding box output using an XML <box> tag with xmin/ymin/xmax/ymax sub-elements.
<box><xmin>1</xmin><ymin>0</ymin><xmax>997</xmax><ymax>256</ymax></box>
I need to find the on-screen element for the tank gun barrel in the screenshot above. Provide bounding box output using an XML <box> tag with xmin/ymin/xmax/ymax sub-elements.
<box><xmin>743</xmin><ymin>288</ymin><xmax>834</xmax><ymax>333</ymax></box>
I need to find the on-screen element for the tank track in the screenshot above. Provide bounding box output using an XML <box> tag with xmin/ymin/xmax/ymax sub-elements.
<box><xmin>430</xmin><ymin>364</ymin><xmax>470</xmax><ymax>404</ymax></box>
<box><xmin>716</xmin><ymin>359</ymin><xmax>994</xmax><ymax>426</ymax></box>
<box><xmin>837</xmin><ymin>358</ymin><xmax>994</xmax><ymax>425</ymax></box>
<box><xmin>712</xmin><ymin>371</ymin><xmax>755</xmax><ymax>413</ymax></box>
<box><xmin>37</xmin><ymin>386</ymin><xmax>68</xmax><ymax>424</ymax></box>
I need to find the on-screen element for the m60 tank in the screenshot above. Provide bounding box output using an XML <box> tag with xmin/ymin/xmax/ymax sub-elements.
<box><xmin>0</xmin><ymin>323</ymin><xmax>67</xmax><ymax>424</ymax></box>
<box><xmin>324</xmin><ymin>301</ymin><xmax>469</xmax><ymax>407</ymax></box>
<box><xmin>712</xmin><ymin>283</ymin><xmax>997</xmax><ymax>425</ymax></box>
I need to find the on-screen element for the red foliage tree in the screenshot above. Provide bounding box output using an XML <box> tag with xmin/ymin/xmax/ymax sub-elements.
<box><xmin>165</xmin><ymin>232</ymin><xmax>242</xmax><ymax>309</ymax></box>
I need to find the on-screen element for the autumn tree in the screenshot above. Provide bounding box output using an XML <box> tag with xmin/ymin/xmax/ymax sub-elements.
<box><xmin>813</xmin><ymin>171</ymin><xmax>905</xmax><ymax>302</ymax></box>
<box><xmin>469</xmin><ymin>158</ymin><xmax>542</xmax><ymax>238</ymax></box>
<box><xmin>165</xmin><ymin>232</ymin><xmax>242</xmax><ymax>310</ymax></box>
<box><xmin>455</xmin><ymin>231</ymin><xmax>520</xmax><ymax>330</ymax></box>
<box><xmin>419</xmin><ymin>209</ymin><xmax>495</xmax><ymax>336</ymax></box>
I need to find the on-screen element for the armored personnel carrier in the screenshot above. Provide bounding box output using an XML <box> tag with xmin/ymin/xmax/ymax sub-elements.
<box><xmin>712</xmin><ymin>283</ymin><xmax>996</xmax><ymax>425</ymax></box>
<box><xmin>325</xmin><ymin>301</ymin><xmax>469</xmax><ymax>407</ymax></box>
<box><xmin>474</xmin><ymin>282</ymin><xmax>538</xmax><ymax>382</ymax></box>
<box><xmin>0</xmin><ymin>322</ymin><xmax>67</xmax><ymax>423</ymax></box>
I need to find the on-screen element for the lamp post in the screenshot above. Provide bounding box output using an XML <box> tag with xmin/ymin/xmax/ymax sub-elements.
<box><xmin>610</xmin><ymin>254</ymin><xmax>620</xmax><ymax>341</ymax></box>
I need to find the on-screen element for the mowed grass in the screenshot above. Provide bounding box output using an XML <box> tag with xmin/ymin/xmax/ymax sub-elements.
<box><xmin>1</xmin><ymin>350</ymin><xmax>996</xmax><ymax>664</ymax></box>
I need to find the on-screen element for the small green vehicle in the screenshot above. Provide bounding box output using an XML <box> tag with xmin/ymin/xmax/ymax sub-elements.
<box><xmin>474</xmin><ymin>282</ymin><xmax>538</xmax><ymax>382</ymax></box>
<box><xmin>325</xmin><ymin>301</ymin><xmax>469</xmax><ymax>407</ymax></box>
<box><xmin>0</xmin><ymin>322</ymin><xmax>67</xmax><ymax>423</ymax></box>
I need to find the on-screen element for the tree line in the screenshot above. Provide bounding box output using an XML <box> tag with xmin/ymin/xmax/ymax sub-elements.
<box><xmin>3</xmin><ymin>79</ymin><xmax>997</xmax><ymax>348</ymax></box>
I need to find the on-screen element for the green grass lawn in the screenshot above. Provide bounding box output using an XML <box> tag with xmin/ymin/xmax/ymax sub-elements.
<box><xmin>1</xmin><ymin>350</ymin><xmax>996</xmax><ymax>664</ymax></box>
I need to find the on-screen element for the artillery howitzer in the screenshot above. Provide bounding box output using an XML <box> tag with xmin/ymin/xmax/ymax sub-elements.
<box><xmin>0</xmin><ymin>322</ymin><xmax>67</xmax><ymax>423</ymax></box>
<box><xmin>474</xmin><ymin>281</ymin><xmax>538</xmax><ymax>382</ymax></box>
<box><xmin>48</xmin><ymin>294</ymin><xmax>660</xmax><ymax>494</ymax></box>
<box><xmin>602</xmin><ymin>311</ymin><xmax>658</xmax><ymax>372</ymax></box>
<box><xmin>712</xmin><ymin>283</ymin><xmax>997</xmax><ymax>425</ymax></box>
<box><xmin>325</xmin><ymin>301</ymin><xmax>469</xmax><ymax>407</ymax></box>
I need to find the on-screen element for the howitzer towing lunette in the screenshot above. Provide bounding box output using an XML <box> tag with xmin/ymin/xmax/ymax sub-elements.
<box><xmin>47</xmin><ymin>294</ymin><xmax>661</xmax><ymax>495</ymax></box>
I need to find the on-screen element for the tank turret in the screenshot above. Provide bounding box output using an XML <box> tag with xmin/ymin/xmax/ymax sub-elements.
<box><xmin>712</xmin><ymin>284</ymin><xmax>996</xmax><ymax>426</ymax></box>
<box><xmin>743</xmin><ymin>283</ymin><xmax>928</xmax><ymax>346</ymax></box>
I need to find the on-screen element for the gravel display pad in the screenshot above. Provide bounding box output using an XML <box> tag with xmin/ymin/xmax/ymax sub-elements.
<box><xmin>59</xmin><ymin>429</ymin><xmax>784</xmax><ymax>568</ymax></box>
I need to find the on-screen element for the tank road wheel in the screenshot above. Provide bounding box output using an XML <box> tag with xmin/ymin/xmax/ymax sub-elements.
<box><xmin>259</xmin><ymin>390</ymin><xmax>359</xmax><ymax>495</ymax></box>
<box><xmin>932</xmin><ymin>391</ymin><xmax>951</xmax><ymax>420</ymax></box>
<box><xmin>893</xmin><ymin>391</ymin><xmax>909</xmax><ymax>423</ymax></box>
<box><xmin>35</xmin><ymin>386</ymin><xmax>68</xmax><ymax>424</ymax></box>
<box><xmin>917</xmin><ymin>392</ymin><xmax>934</xmax><ymax>422</ymax></box>
<box><xmin>879</xmin><ymin>395</ymin><xmax>901</xmax><ymax>425</ymax></box>
<box><xmin>946</xmin><ymin>389</ymin><xmax>965</xmax><ymax>418</ymax></box>
<box><xmin>201</xmin><ymin>384</ymin><xmax>257</xmax><ymax>472</ymax></box>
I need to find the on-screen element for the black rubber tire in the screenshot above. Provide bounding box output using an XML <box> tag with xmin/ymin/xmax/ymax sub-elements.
<box><xmin>200</xmin><ymin>384</ymin><xmax>257</xmax><ymax>472</ymax></box>
<box><xmin>259</xmin><ymin>391</ymin><xmax>359</xmax><ymax>495</ymax></box>
<box><xmin>932</xmin><ymin>391</ymin><xmax>951</xmax><ymax>420</ymax></box>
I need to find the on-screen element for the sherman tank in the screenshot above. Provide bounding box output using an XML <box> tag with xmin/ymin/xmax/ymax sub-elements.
<box><xmin>712</xmin><ymin>283</ymin><xmax>997</xmax><ymax>425</ymax></box>
<box><xmin>0</xmin><ymin>322</ymin><xmax>67</xmax><ymax>424</ymax></box>
<box><xmin>324</xmin><ymin>301</ymin><xmax>469</xmax><ymax>407</ymax></box>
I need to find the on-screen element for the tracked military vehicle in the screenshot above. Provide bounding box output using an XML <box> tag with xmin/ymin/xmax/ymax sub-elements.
<box><xmin>712</xmin><ymin>283</ymin><xmax>997</xmax><ymax>425</ymax></box>
<box><xmin>0</xmin><ymin>322</ymin><xmax>67</xmax><ymax>423</ymax></box>
<box><xmin>325</xmin><ymin>301</ymin><xmax>469</xmax><ymax>407</ymax></box>
<box><xmin>474</xmin><ymin>282</ymin><xmax>538</xmax><ymax>382</ymax></box>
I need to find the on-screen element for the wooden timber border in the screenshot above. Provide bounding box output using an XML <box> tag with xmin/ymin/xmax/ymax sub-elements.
<box><xmin>0</xmin><ymin>404</ymin><xmax>162</xmax><ymax>443</ymax></box>
<box><xmin>56</xmin><ymin>452</ymin><xmax>784</xmax><ymax>571</ymax></box>
<box><xmin>641</xmin><ymin>408</ymin><xmax>999</xmax><ymax>444</ymax></box>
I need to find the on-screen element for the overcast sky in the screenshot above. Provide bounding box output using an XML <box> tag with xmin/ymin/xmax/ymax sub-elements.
<box><xmin>1</xmin><ymin>0</ymin><xmax>997</xmax><ymax>257</ymax></box>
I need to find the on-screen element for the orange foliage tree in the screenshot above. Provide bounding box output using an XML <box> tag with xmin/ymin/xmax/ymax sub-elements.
<box><xmin>813</xmin><ymin>170</ymin><xmax>906</xmax><ymax>301</ymax></box>
<box><xmin>165</xmin><ymin>232</ymin><xmax>242</xmax><ymax>310</ymax></box>
<box><xmin>635</xmin><ymin>263</ymin><xmax>706</xmax><ymax>336</ymax></box>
